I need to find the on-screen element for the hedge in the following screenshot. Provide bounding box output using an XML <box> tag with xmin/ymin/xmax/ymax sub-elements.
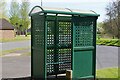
<box><xmin>96</xmin><ymin>39</ymin><xmax>120</xmax><ymax>47</ymax></box>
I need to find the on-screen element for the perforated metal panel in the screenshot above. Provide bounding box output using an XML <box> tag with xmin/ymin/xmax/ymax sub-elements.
<box><xmin>47</xmin><ymin>49</ymin><xmax>54</xmax><ymax>74</ymax></box>
<box><xmin>47</xmin><ymin>21</ymin><xmax>55</xmax><ymax>74</ymax></box>
<box><xmin>32</xmin><ymin>15</ymin><xmax>45</xmax><ymax>78</ymax></box>
<box><xmin>58</xmin><ymin>49</ymin><xmax>71</xmax><ymax>72</ymax></box>
<box><xmin>72</xmin><ymin>17</ymin><xmax>96</xmax><ymax>78</ymax></box>
<box><xmin>58</xmin><ymin>21</ymin><xmax>72</xmax><ymax>73</ymax></box>
<box><xmin>74</xmin><ymin>17</ymin><xmax>94</xmax><ymax>47</ymax></box>
<box><xmin>46</xmin><ymin>19</ymin><xmax>72</xmax><ymax>75</ymax></box>
<box><xmin>33</xmin><ymin>17</ymin><xmax>44</xmax><ymax>47</ymax></box>
<box><xmin>58</xmin><ymin>21</ymin><xmax>71</xmax><ymax>46</ymax></box>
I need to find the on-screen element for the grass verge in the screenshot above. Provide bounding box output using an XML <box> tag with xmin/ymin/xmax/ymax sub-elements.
<box><xmin>0</xmin><ymin>35</ymin><xmax>31</xmax><ymax>42</ymax></box>
<box><xmin>96</xmin><ymin>68</ymin><xmax>118</xmax><ymax>78</ymax></box>
<box><xmin>0</xmin><ymin>47</ymin><xmax>30</xmax><ymax>57</ymax></box>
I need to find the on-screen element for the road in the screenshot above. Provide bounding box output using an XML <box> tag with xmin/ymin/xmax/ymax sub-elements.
<box><xmin>0</xmin><ymin>57</ymin><xmax>2</xmax><ymax>80</ymax></box>
<box><xmin>1</xmin><ymin>40</ymin><xmax>31</xmax><ymax>51</ymax></box>
<box><xmin>0</xmin><ymin>41</ymin><xmax>118</xmax><ymax>78</ymax></box>
<box><xmin>96</xmin><ymin>45</ymin><xmax>118</xmax><ymax>69</ymax></box>
<box><xmin>1</xmin><ymin>56</ymin><xmax>31</xmax><ymax>78</ymax></box>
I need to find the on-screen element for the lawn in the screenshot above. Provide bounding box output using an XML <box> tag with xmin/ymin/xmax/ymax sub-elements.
<box><xmin>96</xmin><ymin>68</ymin><xmax>119</xmax><ymax>78</ymax></box>
<box><xmin>0</xmin><ymin>35</ymin><xmax>31</xmax><ymax>42</ymax></box>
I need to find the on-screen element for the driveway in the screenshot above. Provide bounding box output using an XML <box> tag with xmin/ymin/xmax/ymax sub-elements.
<box><xmin>1</xmin><ymin>40</ymin><xmax>31</xmax><ymax>51</ymax></box>
<box><xmin>0</xmin><ymin>45</ymin><xmax>119</xmax><ymax>78</ymax></box>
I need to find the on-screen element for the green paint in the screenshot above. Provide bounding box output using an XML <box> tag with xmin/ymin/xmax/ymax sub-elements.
<box><xmin>30</xmin><ymin>6</ymin><xmax>99</xmax><ymax>79</ymax></box>
<box><xmin>31</xmin><ymin>14</ymin><xmax>45</xmax><ymax>78</ymax></box>
<box><xmin>72</xmin><ymin>17</ymin><xmax>97</xmax><ymax>79</ymax></box>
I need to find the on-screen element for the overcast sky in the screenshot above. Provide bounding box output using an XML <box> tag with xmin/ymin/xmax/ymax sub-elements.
<box><xmin>6</xmin><ymin>0</ymin><xmax>113</xmax><ymax>22</ymax></box>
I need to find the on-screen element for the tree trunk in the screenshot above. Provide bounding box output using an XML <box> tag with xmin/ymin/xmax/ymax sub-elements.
<box><xmin>25</xmin><ymin>29</ymin><xmax>27</xmax><ymax>37</ymax></box>
<box><xmin>113</xmin><ymin>36</ymin><xmax>114</xmax><ymax>39</ymax></box>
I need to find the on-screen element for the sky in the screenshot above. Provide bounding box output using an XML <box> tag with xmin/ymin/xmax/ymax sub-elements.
<box><xmin>6</xmin><ymin>0</ymin><xmax>113</xmax><ymax>22</ymax></box>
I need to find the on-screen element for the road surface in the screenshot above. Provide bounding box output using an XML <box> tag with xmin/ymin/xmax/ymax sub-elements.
<box><xmin>96</xmin><ymin>45</ymin><xmax>118</xmax><ymax>69</ymax></box>
<box><xmin>0</xmin><ymin>45</ymin><xmax>118</xmax><ymax>78</ymax></box>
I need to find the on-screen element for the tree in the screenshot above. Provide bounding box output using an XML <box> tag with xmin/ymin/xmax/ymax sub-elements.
<box><xmin>112</xmin><ymin>0</ymin><xmax>120</xmax><ymax>38</ymax></box>
<box><xmin>103</xmin><ymin>0</ymin><xmax>120</xmax><ymax>38</ymax></box>
<box><xmin>117</xmin><ymin>1</ymin><xmax>120</xmax><ymax>39</ymax></box>
<box><xmin>9</xmin><ymin>0</ymin><xmax>20</xmax><ymax>35</ymax></box>
<box><xmin>0</xmin><ymin>0</ymin><xmax>8</xmax><ymax>19</ymax></box>
<box><xmin>97</xmin><ymin>22</ymin><xmax>104</xmax><ymax>39</ymax></box>
<box><xmin>20</xmin><ymin>0</ymin><xmax>30</xmax><ymax>37</ymax></box>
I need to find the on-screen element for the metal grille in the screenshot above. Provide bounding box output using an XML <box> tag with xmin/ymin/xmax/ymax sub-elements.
<box><xmin>47</xmin><ymin>21</ymin><xmax>54</xmax><ymax>47</ymax></box>
<box><xmin>58</xmin><ymin>21</ymin><xmax>71</xmax><ymax>47</ymax></box>
<box><xmin>58</xmin><ymin>49</ymin><xmax>71</xmax><ymax>71</ymax></box>
<box><xmin>32</xmin><ymin>15</ymin><xmax>45</xmax><ymax>77</ymax></box>
<box><xmin>46</xmin><ymin>20</ymin><xmax>72</xmax><ymax>75</ymax></box>
<box><xmin>33</xmin><ymin>17</ymin><xmax>44</xmax><ymax>47</ymax></box>
<box><xmin>58</xmin><ymin>21</ymin><xmax>72</xmax><ymax>72</ymax></box>
<box><xmin>47</xmin><ymin>21</ymin><xmax>55</xmax><ymax>74</ymax></box>
<box><xmin>47</xmin><ymin>49</ymin><xmax>54</xmax><ymax>74</ymax></box>
<box><xmin>74</xmin><ymin>18</ymin><xmax>94</xmax><ymax>47</ymax></box>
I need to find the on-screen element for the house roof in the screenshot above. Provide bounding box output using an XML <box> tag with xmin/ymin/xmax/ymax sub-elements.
<box><xmin>29</xmin><ymin>6</ymin><xmax>100</xmax><ymax>17</ymax></box>
<box><xmin>0</xmin><ymin>18</ymin><xmax>14</xmax><ymax>30</ymax></box>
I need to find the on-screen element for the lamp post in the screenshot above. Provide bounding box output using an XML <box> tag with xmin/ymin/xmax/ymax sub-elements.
<box><xmin>41</xmin><ymin>0</ymin><xmax>42</xmax><ymax>6</ymax></box>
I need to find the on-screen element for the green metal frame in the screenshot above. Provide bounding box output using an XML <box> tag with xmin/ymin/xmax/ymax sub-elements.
<box><xmin>29</xmin><ymin>6</ymin><xmax>100</xmax><ymax>17</ymax></box>
<box><xmin>93</xmin><ymin>17</ymin><xmax>98</xmax><ymax>80</ymax></box>
<box><xmin>44</xmin><ymin>13</ymin><xmax>47</xmax><ymax>79</ymax></box>
<box><xmin>54</xmin><ymin>14</ymin><xmax>58</xmax><ymax>77</ymax></box>
<box><xmin>30</xmin><ymin>6</ymin><xmax>99</xmax><ymax>79</ymax></box>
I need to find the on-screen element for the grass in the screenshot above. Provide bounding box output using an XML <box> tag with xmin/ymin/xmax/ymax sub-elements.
<box><xmin>0</xmin><ymin>47</ymin><xmax>30</xmax><ymax>57</ymax></box>
<box><xmin>0</xmin><ymin>35</ymin><xmax>31</xmax><ymax>42</ymax></box>
<box><xmin>96</xmin><ymin>68</ymin><xmax>119</xmax><ymax>78</ymax></box>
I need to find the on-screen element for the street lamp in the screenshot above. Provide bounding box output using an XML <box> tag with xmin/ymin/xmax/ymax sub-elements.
<box><xmin>41</xmin><ymin>0</ymin><xmax>42</xmax><ymax>6</ymax></box>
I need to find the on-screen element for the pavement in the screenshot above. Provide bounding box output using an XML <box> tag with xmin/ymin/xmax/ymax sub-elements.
<box><xmin>0</xmin><ymin>40</ymin><xmax>118</xmax><ymax>78</ymax></box>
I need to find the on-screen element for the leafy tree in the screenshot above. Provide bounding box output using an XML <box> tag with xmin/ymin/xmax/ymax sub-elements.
<box><xmin>103</xmin><ymin>0</ymin><xmax>120</xmax><ymax>39</ymax></box>
<box><xmin>20</xmin><ymin>0</ymin><xmax>30</xmax><ymax>36</ymax></box>
<box><xmin>9</xmin><ymin>0</ymin><xmax>20</xmax><ymax>35</ymax></box>
<box><xmin>97</xmin><ymin>22</ymin><xmax>105</xmax><ymax>39</ymax></box>
<box><xmin>0</xmin><ymin>0</ymin><xmax>8</xmax><ymax>19</ymax></box>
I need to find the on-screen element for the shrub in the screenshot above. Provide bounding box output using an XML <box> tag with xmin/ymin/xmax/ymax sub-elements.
<box><xmin>97</xmin><ymin>39</ymin><xmax>119</xmax><ymax>47</ymax></box>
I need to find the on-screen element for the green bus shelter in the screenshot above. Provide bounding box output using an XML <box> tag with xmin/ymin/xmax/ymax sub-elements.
<box><xmin>29</xmin><ymin>6</ymin><xmax>99</xmax><ymax>80</ymax></box>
